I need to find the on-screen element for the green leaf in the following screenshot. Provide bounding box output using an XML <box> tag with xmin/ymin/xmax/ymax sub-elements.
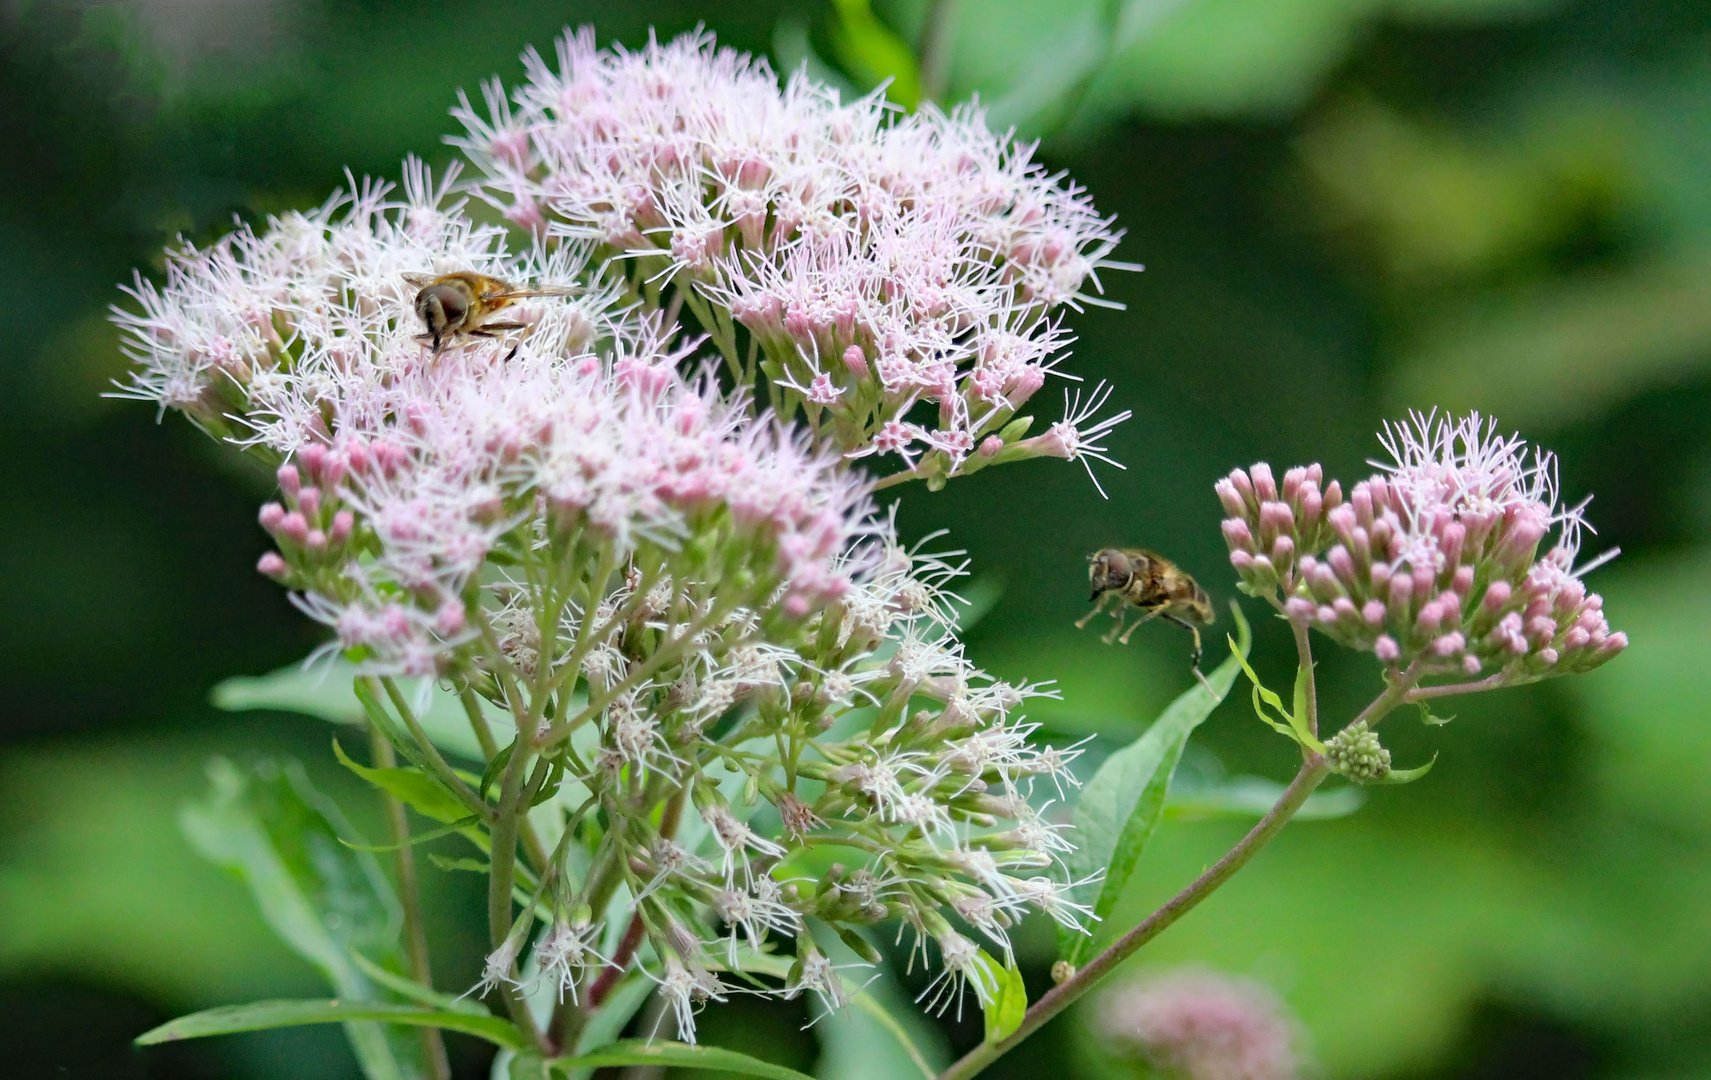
<box><xmin>1230</xmin><ymin>638</ymin><xmax>1326</xmax><ymax>753</ymax></box>
<box><xmin>135</xmin><ymin>999</ymin><xmax>526</xmax><ymax>1050</ymax></box>
<box><xmin>978</xmin><ymin>952</ymin><xmax>1027</xmax><ymax>1044</ymax></box>
<box><xmin>1059</xmin><ymin>606</ymin><xmax>1251</xmax><ymax>966</ymax></box>
<box><xmin>348</xmin><ymin>950</ymin><xmax>487</xmax><ymax>1014</ymax></box>
<box><xmin>829</xmin><ymin>0</ymin><xmax>922</xmax><ymax>108</ymax></box>
<box><xmin>1379</xmin><ymin>754</ymin><xmax>1439</xmax><ymax>785</ymax></box>
<box><xmin>1417</xmin><ymin>702</ymin><xmax>1456</xmax><ymax>726</ymax></box>
<box><xmin>332</xmin><ymin>738</ymin><xmax>475</xmax><ymax>824</ymax></box>
<box><xmin>548</xmin><ymin>1039</ymin><xmax>816</xmax><ymax>1080</ymax></box>
<box><xmin>212</xmin><ymin>659</ymin><xmax>512</xmax><ymax>760</ymax></box>
<box><xmin>178</xmin><ymin>758</ymin><xmax>425</xmax><ymax>1080</ymax></box>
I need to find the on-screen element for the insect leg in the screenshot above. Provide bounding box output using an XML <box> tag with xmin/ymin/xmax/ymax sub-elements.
<box><xmin>1162</xmin><ymin>614</ymin><xmax>1205</xmax><ymax>671</ymax></box>
<box><xmin>1117</xmin><ymin>607</ymin><xmax>1164</xmax><ymax>645</ymax></box>
<box><xmin>1075</xmin><ymin>593</ymin><xmax>1112</xmax><ymax>629</ymax></box>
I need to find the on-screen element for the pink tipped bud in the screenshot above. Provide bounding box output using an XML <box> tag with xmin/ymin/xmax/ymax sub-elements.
<box><xmin>1327</xmin><ymin>546</ymin><xmax>1356</xmax><ymax>585</ymax></box>
<box><xmin>979</xmin><ymin>435</ymin><xmax>1003</xmax><ymax>458</ymax></box>
<box><xmin>299</xmin><ymin>443</ymin><xmax>328</xmax><ymax>479</ymax></box>
<box><xmin>1482</xmin><ymin>580</ymin><xmax>1513</xmax><ymax>613</ymax></box>
<box><xmin>783</xmin><ymin>593</ymin><xmax>812</xmax><ymax>618</ymax></box>
<box><xmin>1286</xmin><ymin>596</ymin><xmax>1316</xmax><ymax>621</ymax></box>
<box><xmin>305</xmin><ymin>529</ymin><xmax>327</xmax><ymax>551</ymax></box>
<box><xmin>1388</xmin><ymin>573</ymin><xmax>1414</xmax><ymax>613</ymax></box>
<box><xmin>1251</xmin><ymin>462</ymin><xmax>1278</xmax><ymax>502</ymax></box>
<box><xmin>1230</xmin><ymin>549</ymin><xmax>1255</xmax><ymax>573</ymax></box>
<box><xmin>1416</xmin><ymin>601</ymin><xmax>1444</xmax><ymax>634</ymax></box>
<box><xmin>1332</xmin><ymin>597</ymin><xmax>1357</xmax><ymax>621</ymax></box>
<box><xmin>1602</xmin><ymin>631</ymin><xmax>1629</xmax><ymax>653</ymax></box>
<box><xmin>1271</xmin><ymin>535</ymin><xmax>1295</xmax><ymax>568</ymax></box>
<box><xmin>1222</xmin><ymin>518</ymin><xmax>1255</xmax><ymax>551</ymax></box>
<box><xmin>1375</xmin><ymin>635</ymin><xmax>1401</xmax><ymax>662</ymax></box>
<box><xmin>1440</xmin><ymin>522</ymin><xmax>1466</xmax><ymax>569</ymax></box>
<box><xmin>1562</xmin><ymin>627</ymin><xmax>1591</xmax><ymax>650</ymax></box>
<box><xmin>1228</xmin><ymin>468</ymin><xmax>1256</xmax><ymax>506</ymax></box>
<box><xmin>1249</xmin><ymin>555</ymin><xmax>1277</xmax><ymax>584</ymax></box>
<box><xmin>297</xmin><ymin>486</ymin><xmax>321</xmax><ymax>518</ymax></box>
<box><xmin>1008</xmin><ymin>365</ymin><xmax>1046</xmax><ymax>407</ymax></box>
<box><xmin>259</xmin><ymin>502</ymin><xmax>286</xmax><ymax>531</ymax></box>
<box><xmin>1452</xmin><ymin>565</ymin><xmax>1475</xmax><ymax>595</ymax></box>
<box><xmin>278</xmin><ymin>512</ymin><xmax>309</xmax><ymax>545</ymax></box>
<box><xmin>1538</xmin><ymin>648</ymin><xmax>1560</xmax><ymax>666</ymax></box>
<box><xmin>842</xmin><ymin>344</ymin><xmax>870</xmax><ymax>379</ymax></box>
<box><xmin>344</xmin><ymin>439</ymin><xmax>372</xmax><ymax>475</ymax></box>
<box><xmin>1216</xmin><ymin>479</ymin><xmax>1247</xmax><ymax>519</ymax></box>
<box><xmin>1323</xmin><ymin>479</ymin><xmax>1343</xmax><ymax>510</ymax></box>
<box><xmin>1316</xmin><ymin>605</ymin><xmax>1338</xmax><ymax>625</ymax></box>
<box><xmin>1351</xmin><ymin>483</ymin><xmax>1374</xmax><ymax>527</ymax></box>
<box><xmin>1301</xmin><ymin>486</ymin><xmax>1323</xmax><ymax>529</ymax></box>
<box><xmin>276</xmin><ymin>464</ymin><xmax>300</xmax><ymax>496</ymax></box>
<box><xmin>330</xmin><ymin>510</ymin><xmax>354</xmax><ymax>543</ymax></box>
<box><xmin>256</xmin><ymin>552</ymin><xmax>288</xmax><ymax>580</ymax></box>
<box><xmin>1432</xmin><ymin>632</ymin><xmax>1466</xmax><ymax>657</ymax></box>
<box><xmin>1327</xmin><ymin>504</ymin><xmax>1357</xmax><ymax>543</ymax></box>
<box><xmin>1282</xmin><ymin>466</ymin><xmax>1306</xmax><ymax>502</ymax></box>
<box><xmin>1362</xmin><ymin>600</ymin><xmax>1387</xmax><ymax>626</ymax></box>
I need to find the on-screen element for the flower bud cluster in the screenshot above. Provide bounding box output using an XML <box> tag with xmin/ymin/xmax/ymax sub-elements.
<box><xmin>1217</xmin><ymin>412</ymin><xmax>1626</xmax><ymax>681</ymax></box>
<box><xmin>455</xmin><ymin>29</ymin><xmax>1132</xmax><ymax>488</ymax></box>
<box><xmin>1323</xmin><ymin>721</ymin><xmax>1390</xmax><ymax>783</ymax></box>
<box><xmin>115</xmin><ymin>157</ymin><xmax>1101</xmax><ymax>1038</ymax></box>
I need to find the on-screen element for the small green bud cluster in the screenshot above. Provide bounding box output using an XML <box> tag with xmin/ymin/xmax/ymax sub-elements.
<box><xmin>1324</xmin><ymin>722</ymin><xmax>1391</xmax><ymax>783</ymax></box>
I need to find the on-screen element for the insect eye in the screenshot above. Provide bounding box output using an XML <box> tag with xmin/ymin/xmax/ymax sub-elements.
<box><xmin>426</xmin><ymin>285</ymin><xmax>468</xmax><ymax>323</ymax></box>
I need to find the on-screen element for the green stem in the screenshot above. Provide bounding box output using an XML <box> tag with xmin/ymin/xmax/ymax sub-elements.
<box><xmin>1289</xmin><ymin>620</ymin><xmax>1319</xmax><ymax>739</ymax></box>
<box><xmin>489</xmin><ymin>712</ymin><xmax>547</xmax><ymax>1050</ymax></box>
<box><xmin>368</xmin><ymin>724</ymin><xmax>452</xmax><ymax>1080</ymax></box>
<box><xmin>935</xmin><ymin>674</ymin><xmax>1417</xmax><ymax>1080</ymax></box>
<box><xmin>935</xmin><ymin>756</ymin><xmax>1331</xmax><ymax>1080</ymax></box>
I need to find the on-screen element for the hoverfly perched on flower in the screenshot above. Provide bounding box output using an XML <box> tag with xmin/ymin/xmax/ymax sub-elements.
<box><xmin>1077</xmin><ymin>547</ymin><xmax>1215</xmax><ymax>669</ymax></box>
<box><xmin>404</xmin><ymin>270</ymin><xmax>573</xmax><ymax>354</ymax></box>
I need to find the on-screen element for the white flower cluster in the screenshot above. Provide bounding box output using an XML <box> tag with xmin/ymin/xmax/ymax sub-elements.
<box><xmin>113</xmin><ymin>149</ymin><xmax>1100</xmax><ymax>1039</ymax></box>
<box><xmin>456</xmin><ymin>28</ymin><xmax>1132</xmax><ymax>488</ymax></box>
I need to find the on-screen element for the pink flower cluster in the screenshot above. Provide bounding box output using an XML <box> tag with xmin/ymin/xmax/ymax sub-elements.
<box><xmin>456</xmin><ymin>29</ymin><xmax>1131</xmax><ymax>482</ymax></box>
<box><xmin>1094</xmin><ymin>969</ymin><xmax>1302</xmax><ymax>1080</ymax></box>
<box><xmin>114</xmin><ymin>167</ymin><xmax>876</xmax><ymax>679</ymax></box>
<box><xmin>1217</xmin><ymin>412</ymin><xmax>1626</xmax><ymax>679</ymax></box>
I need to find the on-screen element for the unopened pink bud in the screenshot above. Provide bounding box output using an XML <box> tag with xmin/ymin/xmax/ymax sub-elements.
<box><xmin>1323</xmin><ymin>479</ymin><xmax>1343</xmax><ymax>510</ymax></box>
<box><xmin>1375</xmin><ymin>635</ymin><xmax>1401</xmax><ymax>662</ymax></box>
<box><xmin>1317</xmin><ymin>605</ymin><xmax>1337</xmax><ymax>625</ymax></box>
<box><xmin>1286</xmin><ymin>596</ymin><xmax>1315</xmax><ymax>620</ymax></box>
<box><xmin>1416</xmin><ymin>602</ymin><xmax>1443</xmax><ymax>633</ymax></box>
<box><xmin>1388</xmin><ymin>573</ymin><xmax>1413</xmax><ymax>612</ymax></box>
<box><xmin>1463</xmin><ymin>654</ymin><xmax>1483</xmax><ymax>674</ymax></box>
<box><xmin>259</xmin><ymin>502</ymin><xmax>286</xmax><ymax>531</ymax></box>
<box><xmin>299</xmin><ymin>443</ymin><xmax>328</xmax><ymax>479</ymax></box>
<box><xmin>1271</xmin><ymin>535</ymin><xmax>1295</xmax><ymax>568</ymax></box>
<box><xmin>783</xmin><ymin>593</ymin><xmax>811</xmax><ymax>618</ymax></box>
<box><xmin>1228</xmin><ymin>468</ymin><xmax>1256</xmax><ymax>506</ymax></box>
<box><xmin>1452</xmin><ymin>565</ymin><xmax>1474</xmax><ymax>595</ymax></box>
<box><xmin>257</xmin><ymin>552</ymin><xmax>288</xmax><ymax>579</ymax></box>
<box><xmin>305</xmin><ymin>529</ymin><xmax>327</xmax><ymax>551</ymax></box>
<box><xmin>1327</xmin><ymin>546</ymin><xmax>1356</xmax><ymax>585</ymax></box>
<box><xmin>279</xmin><ymin>512</ymin><xmax>309</xmax><ymax>544</ymax></box>
<box><xmin>1282</xmin><ymin>466</ymin><xmax>1306</xmax><ymax>502</ymax></box>
<box><xmin>330</xmin><ymin>510</ymin><xmax>354</xmax><ymax>543</ymax></box>
<box><xmin>1562</xmin><ymin>627</ymin><xmax>1590</xmax><ymax>650</ymax></box>
<box><xmin>842</xmin><ymin>345</ymin><xmax>869</xmax><ymax>379</ymax></box>
<box><xmin>1362</xmin><ymin>600</ymin><xmax>1387</xmax><ymax>626</ymax></box>
<box><xmin>1538</xmin><ymin>648</ymin><xmax>1559</xmax><ymax>666</ymax></box>
<box><xmin>1482</xmin><ymin>580</ymin><xmax>1512</xmax><ymax>613</ymax></box>
<box><xmin>277</xmin><ymin>464</ymin><xmax>300</xmax><ymax>496</ymax></box>
<box><xmin>1602</xmin><ymin>631</ymin><xmax>1629</xmax><ymax>653</ymax></box>
<box><xmin>1432</xmin><ymin>632</ymin><xmax>1465</xmax><ymax>656</ymax></box>
<box><xmin>297</xmin><ymin>486</ymin><xmax>321</xmax><ymax>518</ymax></box>
<box><xmin>1216</xmin><ymin>479</ymin><xmax>1247</xmax><ymax>519</ymax></box>
<box><xmin>1222</xmin><ymin>518</ymin><xmax>1255</xmax><ymax>551</ymax></box>
<box><xmin>1332</xmin><ymin>597</ymin><xmax>1357</xmax><ymax>620</ymax></box>
<box><xmin>979</xmin><ymin>435</ymin><xmax>1003</xmax><ymax>458</ymax></box>
<box><xmin>1251</xmin><ymin>462</ymin><xmax>1278</xmax><ymax>502</ymax></box>
<box><xmin>1230</xmin><ymin>549</ymin><xmax>1255</xmax><ymax>573</ymax></box>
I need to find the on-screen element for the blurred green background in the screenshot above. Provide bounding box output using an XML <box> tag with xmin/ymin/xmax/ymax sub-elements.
<box><xmin>5</xmin><ymin>0</ymin><xmax>1711</xmax><ymax>1077</ymax></box>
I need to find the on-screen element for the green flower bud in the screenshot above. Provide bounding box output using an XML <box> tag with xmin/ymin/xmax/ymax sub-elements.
<box><xmin>1325</xmin><ymin>720</ymin><xmax>1391</xmax><ymax>783</ymax></box>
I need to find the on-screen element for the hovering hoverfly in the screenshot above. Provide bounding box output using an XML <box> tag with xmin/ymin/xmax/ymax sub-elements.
<box><xmin>403</xmin><ymin>271</ymin><xmax>573</xmax><ymax>354</ymax></box>
<box><xmin>1076</xmin><ymin>547</ymin><xmax>1215</xmax><ymax>670</ymax></box>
